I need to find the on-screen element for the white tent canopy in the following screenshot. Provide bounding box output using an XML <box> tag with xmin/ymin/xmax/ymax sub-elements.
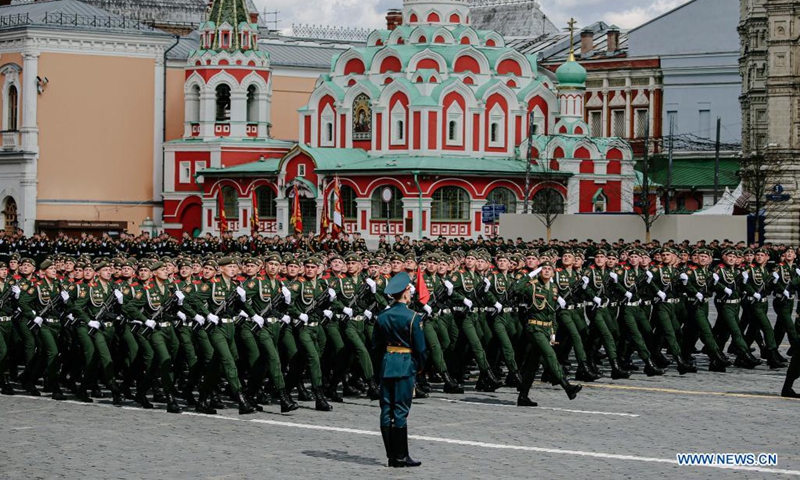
<box><xmin>694</xmin><ymin>183</ymin><xmax>743</xmax><ymax>215</ymax></box>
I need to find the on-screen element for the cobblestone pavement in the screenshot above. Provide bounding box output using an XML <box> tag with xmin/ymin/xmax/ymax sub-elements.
<box><xmin>1</xmin><ymin>312</ymin><xmax>799</xmax><ymax>478</ymax></box>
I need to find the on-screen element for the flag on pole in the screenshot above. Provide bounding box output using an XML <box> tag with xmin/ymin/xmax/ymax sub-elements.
<box><xmin>250</xmin><ymin>189</ymin><xmax>260</xmax><ymax>236</ymax></box>
<box><xmin>416</xmin><ymin>267</ymin><xmax>430</xmax><ymax>305</ymax></box>
<box><xmin>218</xmin><ymin>190</ymin><xmax>228</xmax><ymax>235</ymax></box>
<box><xmin>331</xmin><ymin>176</ymin><xmax>344</xmax><ymax>239</ymax></box>
<box><xmin>319</xmin><ymin>180</ymin><xmax>330</xmax><ymax>240</ymax></box>
<box><xmin>290</xmin><ymin>184</ymin><xmax>303</xmax><ymax>233</ymax></box>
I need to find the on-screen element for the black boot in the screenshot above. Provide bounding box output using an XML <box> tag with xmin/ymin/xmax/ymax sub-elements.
<box><xmin>734</xmin><ymin>354</ymin><xmax>757</xmax><ymax>369</ymax></box>
<box><xmin>516</xmin><ymin>387</ymin><xmax>538</xmax><ymax>407</ymax></box>
<box><xmin>210</xmin><ymin>391</ymin><xmax>226</xmax><ymax>410</ymax></box>
<box><xmin>675</xmin><ymin>355</ymin><xmax>697</xmax><ymax>375</ymax></box>
<box><xmin>23</xmin><ymin>381</ymin><xmax>41</xmax><ymax>397</ymax></box>
<box><xmin>238</xmin><ymin>392</ymin><xmax>256</xmax><ymax>415</ymax></box>
<box><xmin>768</xmin><ymin>349</ymin><xmax>787</xmax><ymax>369</ymax></box>
<box><xmin>279</xmin><ymin>390</ymin><xmax>299</xmax><ymax>413</ymax></box>
<box><xmin>110</xmin><ymin>384</ymin><xmax>123</xmax><ymax>406</ymax></box>
<box><xmin>296</xmin><ymin>382</ymin><xmax>313</xmax><ymax>402</ymax></box>
<box><xmin>75</xmin><ymin>386</ymin><xmax>93</xmax><ymax>403</ymax></box>
<box><xmin>313</xmin><ymin>387</ymin><xmax>333</xmax><ymax>412</ymax></box>
<box><xmin>652</xmin><ymin>352</ymin><xmax>671</xmax><ymax>369</ymax></box>
<box><xmin>559</xmin><ymin>378</ymin><xmax>582</xmax><ymax>400</ymax></box>
<box><xmin>381</xmin><ymin>426</ymin><xmax>395</xmax><ymax>467</ymax></box>
<box><xmin>325</xmin><ymin>381</ymin><xmax>343</xmax><ymax>403</ymax></box>
<box><xmin>342</xmin><ymin>382</ymin><xmax>361</xmax><ymax>398</ymax></box>
<box><xmin>643</xmin><ymin>359</ymin><xmax>665</xmax><ymax>377</ymax></box>
<box><xmin>51</xmin><ymin>383</ymin><xmax>66</xmax><ymax>401</ymax></box>
<box><xmin>166</xmin><ymin>393</ymin><xmax>182</xmax><ymax>414</ymax></box>
<box><xmin>90</xmin><ymin>386</ymin><xmax>104</xmax><ymax>398</ymax></box>
<box><xmin>152</xmin><ymin>386</ymin><xmax>167</xmax><ymax>403</ymax></box>
<box><xmin>475</xmin><ymin>372</ymin><xmax>497</xmax><ymax>392</ymax></box>
<box><xmin>1</xmin><ymin>377</ymin><xmax>15</xmax><ymax>395</ymax></box>
<box><xmin>503</xmin><ymin>370</ymin><xmax>521</xmax><ymax>388</ymax></box>
<box><xmin>247</xmin><ymin>392</ymin><xmax>264</xmax><ymax>412</ymax></box>
<box><xmin>745</xmin><ymin>349</ymin><xmax>762</xmax><ymax>366</ymax></box>
<box><xmin>442</xmin><ymin>372</ymin><xmax>465</xmax><ymax>394</ymax></box>
<box><xmin>367</xmin><ymin>379</ymin><xmax>381</xmax><ymax>401</ymax></box>
<box><xmin>621</xmin><ymin>357</ymin><xmax>638</xmax><ymax>371</ymax></box>
<box><xmin>135</xmin><ymin>391</ymin><xmax>153</xmax><ymax>409</ymax></box>
<box><xmin>609</xmin><ymin>359</ymin><xmax>631</xmax><ymax>379</ymax></box>
<box><xmin>414</xmin><ymin>381</ymin><xmax>429</xmax><ymax>399</ymax></box>
<box><xmin>195</xmin><ymin>393</ymin><xmax>217</xmax><ymax>415</ymax></box>
<box><xmin>120</xmin><ymin>382</ymin><xmax>135</xmax><ymax>400</ymax></box>
<box><xmin>586</xmin><ymin>357</ymin><xmax>603</xmax><ymax>377</ymax></box>
<box><xmin>575</xmin><ymin>363</ymin><xmax>597</xmax><ymax>382</ymax></box>
<box><xmin>782</xmin><ymin>379</ymin><xmax>800</xmax><ymax>398</ymax></box>
<box><xmin>392</xmin><ymin>427</ymin><xmax>421</xmax><ymax>468</ymax></box>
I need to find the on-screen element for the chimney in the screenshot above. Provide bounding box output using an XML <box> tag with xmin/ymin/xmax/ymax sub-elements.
<box><xmin>386</xmin><ymin>9</ymin><xmax>402</xmax><ymax>31</ymax></box>
<box><xmin>249</xmin><ymin>11</ymin><xmax>259</xmax><ymax>24</ymax></box>
<box><xmin>580</xmin><ymin>29</ymin><xmax>594</xmax><ymax>57</ymax></box>
<box><xmin>607</xmin><ymin>28</ymin><xmax>620</xmax><ymax>53</ymax></box>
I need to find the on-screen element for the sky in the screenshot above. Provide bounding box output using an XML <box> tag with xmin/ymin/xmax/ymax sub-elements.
<box><xmin>250</xmin><ymin>0</ymin><xmax>689</xmax><ymax>34</ymax></box>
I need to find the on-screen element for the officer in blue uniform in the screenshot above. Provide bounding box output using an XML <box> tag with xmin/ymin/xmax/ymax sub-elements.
<box><xmin>374</xmin><ymin>271</ymin><xmax>426</xmax><ymax>468</ymax></box>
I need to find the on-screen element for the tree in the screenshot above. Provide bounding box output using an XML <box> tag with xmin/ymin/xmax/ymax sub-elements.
<box><xmin>632</xmin><ymin>123</ymin><xmax>661</xmax><ymax>242</ymax></box>
<box><xmin>738</xmin><ymin>147</ymin><xmax>789</xmax><ymax>245</ymax></box>
<box><xmin>530</xmin><ymin>185</ymin><xmax>565</xmax><ymax>241</ymax></box>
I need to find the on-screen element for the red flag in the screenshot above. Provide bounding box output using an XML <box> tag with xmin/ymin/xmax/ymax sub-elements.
<box><xmin>331</xmin><ymin>176</ymin><xmax>343</xmax><ymax>240</ymax></box>
<box><xmin>218</xmin><ymin>190</ymin><xmax>228</xmax><ymax>235</ymax></box>
<box><xmin>290</xmin><ymin>184</ymin><xmax>303</xmax><ymax>233</ymax></box>
<box><xmin>319</xmin><ymin>180</ymin><xmax>330</xmax><ymax>240</ymax></box>
<box><xmin>416</xmin><ymin>267</ymin><xmax>430</xmax><ymax>305</ymax></box>
<box><xmin>251</xmin><ymin>189</ymin><xmax>260</xmax><ymax>236</ymax></box>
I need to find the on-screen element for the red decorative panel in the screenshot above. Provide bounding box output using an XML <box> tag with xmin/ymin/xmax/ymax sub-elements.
<box><xmin>191</xmin><ymin>123</ymin><xmax>200</xmax><ymax>137</ymax></box>
<box><xmin>497</xmin><ymin>59</ymin><xmax>522</xmax><ymax>76</ymax></box>
<box><xmin>449</xmin><ymin>13</ymin><xmax>460</xmax><ymax>23</ymax></box>
<box><xmin>427</xmin><ymin>12</ymin><xmax>440</xmax><ymax>22</ymax></box>
<box><xmin>454</xmin><ymin>56</ymin><xmax>481</xmax><ymax>74</ymax></box>
<box><xmin>246</xmin><ymin>124</ymin><xmax>258</xmax><ymax>137</ymax></box>
<box><xmin>430</xmin><ymin>222</ymin><xmax>470</xmax><ymax>237</ymax></box>
<box><xmin>214</xmin><ymin>123</ymin><xmax>231</xmax><ymax>137</ymax></box>
<box><xmin>417</xmin><ymin>58</ymin><xmax>440</xmax><ymax>71</ymax></box>
<box><xmin>344</xmin><ymin>58</ymin><xmax>366</xmax><ymax>75</ymax></box>
<box><xmin>380</xmin><ymin>56</ymin><xmax>402</xmax><ymax>73</ymax></box>
<box><xmin>369</xmin><ymin>221</ymin><xmax>404</xmax><ymax>235</ymax></box>
<box><xmin>256</xmin><ymin>220</ymin><xmax>278</xmax><ymax>234</ymax></box>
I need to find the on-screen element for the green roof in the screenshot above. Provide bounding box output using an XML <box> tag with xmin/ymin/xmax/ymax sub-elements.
<box><xmin>637</xmin><ymin>157</ymin><xmax>740</xmax><ymax>189</ymax></box>
<box><xmin>199</xmin><ymin>158</ymin><xmax>281</xmax><ymax>176</ymax></box>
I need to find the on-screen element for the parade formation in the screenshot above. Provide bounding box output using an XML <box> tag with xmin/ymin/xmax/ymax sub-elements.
<box><xmin>0</xmin><ymin>229</ymin><xmax>798</xmax><ymax>444</ymax></box>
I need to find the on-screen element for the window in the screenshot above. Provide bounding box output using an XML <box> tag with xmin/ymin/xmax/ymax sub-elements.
<box><xmin>635</xmin><ymin>109</ymin><xmax>648</xmax><ymax>138</ymax></box>
<box><xmin>589</xmin><ymin>110</ymin><xmax>602</xmax><ymax>137</ymax></box>
<box><xmin>667</xmin><ymin>110</ymin><xmax>678</xmax><ymax>133</ymax></box>
<box><xmin>490</xmin><ymin>123</ymin><xmax>499</xmax><ymax>143</ymax></box>
<box><xmin>256</xmin><ymin>186</ymin><xmax>277</xmax><ymax>218</ymax></box>
<box><xmin>6</xmin><ymin>85</ymin><xmax>17</xmax><ymax>131</ymax></box>
<box><xmin>371</xmin><ymin>185</ymin><xmax>403</xmax><ymax>219</ymax></box>
<box><xmin>326</xmin><ymin>123</ymin><xmax>334</xmax><ymax>143</ymax></box>
<box><xmin>321</xmin><ymin>104</ymin><xmax>335</xmax><ymax>147</ymax></box>
<box><xmin>488</xmin><ymin>104</ymin><xmax>505</xmax><ymax>147</ymax></box>
<box><xmin>592</xmin><ymin>189</ymin><xmax>608</xmax><ymax>213</ymax></box>
<box><xmin>194</xmin><ymin>160</ymin><xmax>206</xmax><ymax>174</ymax></box>
<box><xmin>699</xmin><ymin>109</ymin><xmax>711</xmax><ymax>139</ymax></box>
<box><xmin>220</xmin><ymin>186</ymin><xmax>238</xmax><ymax>218</ymax></box>
<box><xmin>215</xmin><ymin>84</ymin><xmax>231</xmax><ymax>122</ymax></box>
<box><xmin>446</xmin><ymin>103</ymin><xmax>463</xmax><ymax>146</ymax></box>
<box><xmin>331</xmin><ymin>185</ymin><xmax>357</xmax><ymax>219</ymax></box>
<box><xmin>531</xmin><ymin>188</ymin><xmax>564</xmax><ymax>215</ymax></box>
<box><xmin>187</xmin><ymin>85</ymin><xmax>200</xmax><ymax>124</ymax></box>
<box><xmin>448</xmin><ymin>121</ymin><xmax>458</xmax><ymax>141</ymax></box>
<box><xmin>432</xmin><ymin>186</ymin><xmax>470</xmax><ymax>220</ymax></box>
<box><xmin>487</xmin><ymin>187</ymin><xmax>517</xmax><ymax>214</ymax></box>
<box><xmin>179</xmin><ymin>161</ymin><xmax>191</xmax><ymax>183</ymax></box>
<box><xmin>298</xmin><ymin>164</ymin><xmax>306</xmax><ymax>177</ymax></box>
<box><xmin>391</xmin><ymin>101</ymin><xmax>406</xmax><ymax>145</ymax></box>
<box><xmin>352</xmin><ymin>93</ymin><xmax>372</xmax><ymax>141</ymax></box>
<box><xmin>611</xmin><ymin>109</ymin><xmax>625</xmax><ymax>137</ymax></box>
<box><xmin>246</xmin><ymin>85</ymin><xmax>258</xmax><ymax>123</ymax></box>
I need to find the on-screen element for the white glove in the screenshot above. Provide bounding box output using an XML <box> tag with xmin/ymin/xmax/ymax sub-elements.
<box><xmin>557</xmin><ymin>297</ymin><xmax>566</xmax><ymax>309</ymax></box>
<box><xmin>625</xmin><ymin>291</ymin><xmax>633</xmax><ymax>300</ymax></box>
<box><xmin>60</xmin><ymin>291</ymin><xmax>70</xmax><ymax>303</ymax></box>
<box><xmin>88</xmin><ymin>320</ymin><xmax>101</xmax><ymax>330</ymax></box>
<box><xmin>592</xmin><ymin>297</ymin><xmax>602</xmax><ymax>306</ymax></box>
<box><xmin>484</xmin><ymin>278</ymin><xmax>491</xmax><ymax>292</ymax></box>
<box><xmin>784</xmin><ymin>290</ymin><xmax>791</xmax><ymax>298</ymax></box>
<box><xmin>145</xmin><ymin>319</ymin><xmax>157</xmax><ymax>329</ymax></box>
<box><xmin>365</xmin><ymin>278</ymin><xmax>377</xmax><ymax>294</ymax></box>
<box><xmin>409</xmin><ymin>284</ymin><xmax>416</xmax><ymax>296</ymax></box>
<box><xmin>528</xmin><ymin>267</ymin><xmax>542</xmax><ymax>278</ymax></box>
<box><xmin>281</xmin><ymin>286</ymin><xmax>291</xmax><ymax>304</ymax></box>
<box><xmin>645</xmin><ymin>271</ymin><xmax>653</xmax><ymax>283</ymax></box>
<box><xmin>323</xmin><ymin>309</ymin><xmax>333</xmax><ymax>319</ymax></box>
<box><xmin>724</xmin><ymin>287</ymin><xmax>733</xmax><ymax>296</ymax></box>
<box><xmin>754</xmin><ymin>293</ymin><xmax>762</xmax><ymax>301</ymax></box>
<box><xmin>328</xmin><ymin>288</ymin><xmax>336</xmax><ymax>301</ymax></box>
<box><xmin>175</xmin><ymin>290</ymin><xmax>185</xmax><ymax>305</ymax></box>
<box><xmin>773</xmin><ymin>272</ymin><xmax>780</xmax><ymax>283</ymax></box>
<box><xmin>252</xmin><ymin>314</ymin><xmax>264</xmax><ymax>328</ymax></box>
<box><xmin>238</xmin><ymin>310</ymin><xmax>249</xmax><ymax>319</ymax></box>
<box><xmin>236</xmin><ymin>286</ymin><xmax>247</xmax><ymax>302</ymax></box>
<box><xmin>177</xmin><ymin>311</ymin><xmax>187</xmax><ymax>321</ymax></box>
<box><xmin>11</xmin><ymin>285</ymin><xmax>20</xmax><ymax>299</ymax></box>
<box><xmin>550</xmin><ymin>334</ymin><xmax>557</xmax><ymax>345</ymax></box>
<box><xmin>582</xmin><ymin>276</ymin><xmax>589</xmax><ymax>289</ymax></box>
<box><xmin>742</xmin><ymin>271</ymin><xmax>749</xmax><ymax>284</ymax></box>
<box><xmin>33</xmin><ymin>316</ymin><xmax>43</xmax><ymax>326</ymax></box>
<box><xmin>796</xmin><ymin>268</ymin><xmax>800</xmax><ymax>277</ymax></box>
<box><xmin>281</xmin><ymin>315</ymin><xmax>291</xmax><ymax>324</ymax></box>
<box><xmin>342</xmin><ymin>307</ymin><xmax>353</xmax><ymax>317</ymax></box>
<box><xmin>609</xmin><ymin>272</ymin><xmax>618</xmax><ymax>283</ymax></box>
<box><xmin>695</xmin><ymin>292</ymin><xmax>704</xmax><ymax>301</ymax></box>
<box><xmin>194</xmin><ymin>314</ymin><xmax>205</xmax><ymax>325</ymax></box>
<box><xmin>207</xmin><ymin>314</ymin><xmax>219</xmax><ymax>325</ymax></box>
<box><xmin>463</xmin><ymin>298</ymin><xmax>473</xmax><ymax>308</ymax></box>
<box><xmin>494</xmin><ymin>302</ymin><xmax>503</xmax><ymax>312</ymax></box>
<box><xmin>299</xmin><ymin>313</ymin><xmax>309</xmax><ymax>323</ymax></box>
<box><xmin>712</xmin><ymin>273</ymin><xmax>720</xmax><ymax>284</ymax></box>
<box><xmin>114</xmin><ymin>289</ymin><xmax>124</xmax><ymax>305</ymax></box>
<box><xmin>130</xmin><ymin>320</ymin><xmax>143</xmax><ymax>326</ymax></box>
<box><xmin>444</xmin><ymin>280</ymin><xmax>454</xmax><ymax>296</ymax></box>
<box><xmin>67</xmin><ymin>314</ymin><xmax>74</xmax><ymax>321</ymax></box>
<box><xmin>422</xmin><ymin>305</ymin><xmax>432</xmax><ymax>315</ymax></box>
<box><xmin>657</xmin><ymin>291</ymin><xmax>667</xmax><ymax>301</ymax></box>
<box><xmin>679</xmin><ymin>273</ymin><xmax>688</xmax><ymax>285</ymax></box>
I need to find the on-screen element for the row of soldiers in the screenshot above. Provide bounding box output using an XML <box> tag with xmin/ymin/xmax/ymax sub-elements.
<box><xmin>0</xmin><ymin>240</ymin><xmax>797</xmax><ymax>416</ymax></box>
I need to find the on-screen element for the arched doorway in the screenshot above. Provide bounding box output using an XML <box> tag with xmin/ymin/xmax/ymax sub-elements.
<box><xmin>2</xmin><ymin>196</ymin><xmax>17</xmax><ymax>233</ymax></box>
<box><xmin>287</xmin><ymin>184</ymin><xmax>316</xmax><ymax>234</ymax></box>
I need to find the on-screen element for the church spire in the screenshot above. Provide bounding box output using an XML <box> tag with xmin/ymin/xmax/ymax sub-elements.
<box><xmin>200</xmin><ymin>0</ymin><xmax>258</xmax><ymax>52</ymax></box>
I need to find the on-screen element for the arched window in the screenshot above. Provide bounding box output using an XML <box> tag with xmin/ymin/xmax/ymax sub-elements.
<box><xmin>187</xmin><ymin>84</ymin><xmax>200</xmax><ymax>124</ymax></box>
<box><xmin>246</xmin><ymin>85</ymin><xmax>258</xmax><ymax>123</ymax></box>
<box><xmin>331</xmin><ymin>185</ymin><xmax>358</xmax><ymax>219</ymax></box>
<box><xmin>2</xmin><ymin>196</ymin><xmax>17</xmax><ymax>233</ymax></box>
<box><xmin>7</xmin><ymin>85</ymin><xmax>18</xmax><ymax>131</ymax></box>
<box><xmin>215</xmin><ymin>84</ymin><xmax>231</xmax><ymax>122</ymax></box>
<box><xmin>531</xmin><ymin>188</ymin><xmax>564</xmax><ymax>215</ymax></box>
<box><xmin>487</xmin><ymin>187</ymin><xmax>517</xmax><ymax>214</ymax></box>
<box><xmin>448</xmin><ymin>121</ymin><xmax>458</xmax><ymax>141</ymax></box>
<box><xmin>256</xmin><ymin>186</ymin><xmax>277</xmax><ymax>218</ymax></box>
<box><xmin>490</xmin><ymin>123</ymin><xmax>499</xmax><ymax>143</ymax></box>
<box><xmin>352</xmin><ymin>93</ymin><xmax>372</xmax><ymax>140</ymax></box>
<box><xmin>220</xmin><ymin>186</ymin><xmax>239</xmax><ymax>218</ymax></box>
<box><xmin>371</xmin><ymin>186</ymin><xmax>403</xmax><ymax>219</ymax></box>
<box><xmin>432</xmin><ymin>186</ymin><xmax>470</xmax><ymax>220</ymax></box>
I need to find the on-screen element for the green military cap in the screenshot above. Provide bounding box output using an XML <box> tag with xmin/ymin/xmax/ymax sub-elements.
<box><xmin>217</xmin><ymin>256</ymin><xmax>235</xmax><ymax>266</ymax></box>
<box><xmin>524</xmin><ymin>250</ymin><xmax>539</xmax><ymax>258</ymax></box>
<box><xmin>607</xmin><ymin>250</ymin><xmax>618</xmax><ymax>258</ymax></box>
<box><xmin>265</xmin><ymin>254</ymin><xmax>282</xmax><ymax>264</ymax></box>
<box><xmin>304</xmin><ymin>256</ymin><xmax>321</xmax><ymax>265</ymax></box>
<box><xmin>0</xmin><ymin>261</ymin><xmax>6</xmax><ymax>269</ymax></box>
<box><xmin>39</xmin><ymin>259</ymin><xmax>53</xmax><ymax>270</ymax></box>
<box><xmin>345</xmin><ymin>253</ymin><xmax>361</xmax><ymax>263</ymax></box>
<box><xmin>94</xmin><ymin>260</ymin><xmax>111</xmax><ymax>270</ymax></box>
<box><xmin>149</xmin><ymin>261</ymin><xmax>166</xmax><ymax>271</ymax></box>
<box><xmin>754</xmin><ymin>247</ymin><xmax>768</xmax><ymax>255</ymax></box>
<box><xmin>696</xmin><ymin>248</ymin><xmax>712</xmax><ymax>256</ymax></box>
<box><xmin>243</xmin><ymin>256</ymin><xmax>259</xmax><ymax>266</ymax></box>
<box><xmin>368</xmin><ymin>257</ymin><xmax>381</xmax><ymax>267</ymax></box>
<box><xmin>177</xmin><ymin>259</ymin><xmax>193</xmax><ymax>269</ymax></box>
<box><xmin>465</xmin><ymin>250</ymin><xmax>478</xmax><ymax>259</ymax></box>
<box><xmin>388</xmin><ymin>253</ymin><xmax>404</xmax><ymax>262</ymax></box>
<box><xmin>9</xmin><ymin>253</ymin><xmax>20</xmax><ymax>261</ymax></box>
<box><xmin>561</xmin><ymin>249</ymin><xmax>574</xmax><ymax>257</ymax></box>
<box><xmin>742</xmin><ymin>248</ymin><xmax>754</xmax><ymax>256</ymax></box>
<box><xmin>122</xmin><ymin>259</ymin><xmax>136</xmax><ymax>268</ymax></box>
<box><xmin>595</xmin><ymin>249</ymin><xmax>608</xmax><ymax>257</ymax></box>
<box><xmin>722</xmin><ymin>248</ymin><xmax>737</xmax><ymax>256</ymax></box>
<box><xmin>20</xmin><ymin>257</ymin><xmax>35</xmax><ymax>267</ymax></box>
<box><xmin>495</xmin><ymin>252</ymin><xmax>508</xmax><ymax>261</ymax></box>
<box><xmin>74</xmin><ymin>261</ymin><xmax>86</xmax><ymax>269</ymax></box>
<box><xmin>328</xmin><ymin>252</ymin><xmax>343</xmax><ymax>261</ymax></box>
<box><xmin>203</xmin><ymin>259</ymin><xmax>219</xmax><ymax>269</ymax></box>
<box><xmin>539</xmin><ymin>260</ymin><xmax>554</xmax><ymax>268</ymax></box>
<box><xmin>161</xmin><ymin>256</ymin><xmax>173</xmax><ymax>263</ymax></box>
<box><xmin>404</xmin><ymin>253</ymin><xmax>417</xmax><ymax>262</ymax></box>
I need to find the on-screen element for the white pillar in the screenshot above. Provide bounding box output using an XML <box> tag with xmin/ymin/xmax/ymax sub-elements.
<box><xmin>602</xmin><ymin>79</ymin><xmax>609</xmax><ymax>137</ymax></box>
<box><xmin>624</xmin><ymin>77</ymin><xmax>632</xmax><ymax>139</ymax></box>
<box><xmin>201</xmin><ymin>197</ymin><xmax>216</xmax><ymax>234</ymax></box>
<box><xmin>200</xmin><ymin>91</ymin><xmax>216</xmax><ymax>138</ymax></box>
<box><xmin>153</xmin><ymin>54</ymin><xmax>165</xmax><ymax>226</ymax></box>
<box><xmin>229</xmin><ymin>90</ymin><xmax>247</xmax><ymax>138</ymax></box>
<box><xmin>21</xmin><ymin>49</ymin><xmax>39</xmax><ymax>153</ymax></box>
<box><xmin>275</xmin><ymin>198</ymin><xmax>289</xmax><ymax>236</ymax></box>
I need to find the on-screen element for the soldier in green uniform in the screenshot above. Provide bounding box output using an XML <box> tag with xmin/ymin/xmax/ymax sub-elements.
<box><xmin>374</xmin><ymin>271</ymin><xmax>426</xmax><ymax>468</ymax></box>
<box><xmin>741</xmin><ymin>248</ymin><xmax>785</xmax><ymax>368</ymax></box>
<box><xmin>323</xmin><ymin>254</ymin><xmax>353</xmax><ymax>402</ymax></box>
<box><xmin>13</xmin><ymin>257</ymin><xmax>39</xmax><ymax>394</ymax></box>
<box><xmin>484</xmin><ymin>252</ymin><xmax>524</xmax><ymax>386</ymax></box>
<box><xmin>514</xmin><ymin>261</ymin><xmax>582</xmax><ymax>407</ymax></box>
<box><xmin>286</xmin><ymin>256</ymin><xmax>334</xmax><ymax>411</ymax></box>
<box><xmin>770</xmin><ymin>248</ymin><xmax>800</xmax><ymax>359</ymax></box>
<box><xmin>711</xmin><ymin>249</ymin><xmax>760</xmax><ymax>368</ymax></box>
<box><xmin>0</xmin><ymin>261</ymin><xmax>15</xmax><ymax>395</ymax></box>
<box><xmin>783</xmin><ymin>350</ymin><xmax>800</xmax><ymax>398</ymax></box>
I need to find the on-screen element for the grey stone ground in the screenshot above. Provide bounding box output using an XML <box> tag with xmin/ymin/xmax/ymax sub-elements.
<box><xmin>1</xmin><ymin>307</ymin><xmax>799</xmax><ymax>479</ymax></box>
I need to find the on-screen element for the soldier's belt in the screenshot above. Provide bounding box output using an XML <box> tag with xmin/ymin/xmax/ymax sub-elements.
<box><xmin>528</xmin><ymin>319</ymin><xmax>553</xmax><ymax>328</ymax></box>
<box><xmin>643</xmin><ymin>300</ymin><xmax>652</xmax><ymax>306</ymax></box>
<box><xmin>665</xmin><ymin>298</ymin><xmax>680</xmax><ymax>304</ymax></box>
<box><xmin>749</xmin><ymin>297</ymin><xmax>768</xmax><ymax>303</ymax></box>
<box><xmin>386</xmin><ymin>345</ymin><xmax>412</xmax><ymax>354</ymax></box>
<box><xmin>307</xmin><ymin>321</ymin><xmax>319</xmax><ymax>327</ymax></box>
<box><xmin>625</xmin><ymin>301</ymin><xmax>641</xmax><ymax>307</ymax></box>
<box><xmin>266</xmin><ymin>317</ymin><xmax>279</xmax><ymax>324</ymax></box>
<box><xmin>452</xmin><ymin>306</ymin><xmax>467</xmax><ymax>312</ymax></box>
<box><xmin>723</xmin><ymin>299</ymin><xmax>740</xmax><ymax>304</ymax></box>
<box><xmin>44</xmin><ymin>318</ymin><xmax>59</xmax><ymax>324</ymax></box>
<box><xmin>609</xmin><ymin>302</ymin><xmax>618</xmax><ymax>307</ymax></box>
<box><xmin>157</xmin><ymin>321</ymin><xmax>171</xmax><ymax>328</ymax></box>
<box><xmin>0</xmin><ymin>316</ymin><xmax>11</xmax><ymax>322</ymax></box>
<box><xmin>220</xmin><ymin>318</ymin><xmax>235</xmax><ymax>324</ymax></box>
<box><xmin>352</xmin><ymin>315</ymin><xmax>366</xmax><ymax>322</ymax></box>
<box><xmin>103</xmin><ymin>321</ymin><xmax>115</xmax><ymax>328</ymax></box>
<box><xmin>440</xmin><ymin>308</ymin><xmax>452</xmax><ymax>315</ymax></box>
<box><xmin>776</xmin><ymin>294</ymin><xmax>795</xmax><ymax>300</ymax></box>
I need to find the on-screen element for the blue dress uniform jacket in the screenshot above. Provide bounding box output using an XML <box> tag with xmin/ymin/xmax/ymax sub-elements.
<box><xmin>373</xmin><ymin>302</ymin><xmax>427</xmax><ymax>427</ymax></box>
